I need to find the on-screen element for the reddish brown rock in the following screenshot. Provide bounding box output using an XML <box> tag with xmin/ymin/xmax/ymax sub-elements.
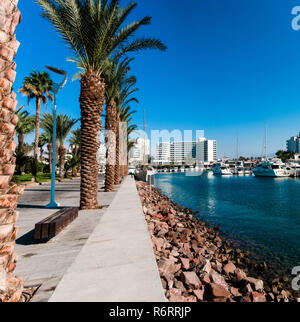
<box><xmin>246</xmin><ymin>277</ymin><xmax>264</xmax><ymax>291</ymax></box>
<box><xmin>182</xmin><ymin>271</ymin><xmax>201</xmax><ymax>289</ymax></box>
<box><xmin>208</xmin><ymin>283</ymin><xmax>231</xmax><ymax>299</ymax></box>
<box><xmin>180</xmin><ymin>258</ymin><xmax>190</xmax><ymax>270</ymax></box>
<box><xmin>223</xmin><ymin>262</ymin><xmax>236</xmax><ymax>275</ymax></box>
<box><xmin>210</xmin><ymin>270</ymin><xmax>229</xmax><ymax>291</ymax></box>
<box><xmin>251</xmin><ymin>292</ymin><xmax>266</xmax><ymax>302</ymax></box>
<box><xmin>193</xmin><ymin>286</ymin><xmax>205</xmax><ymax>301</ymax></box>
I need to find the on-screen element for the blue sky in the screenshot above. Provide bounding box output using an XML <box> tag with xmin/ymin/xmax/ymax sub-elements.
<box><xmin>15</xmin><ymin>0</ymin><xmax>300</xmax><ymax>157</ymax></box>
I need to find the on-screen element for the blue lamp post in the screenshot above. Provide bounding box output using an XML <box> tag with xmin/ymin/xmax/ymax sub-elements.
<box><xmin>45</xmin><ymin>66</ymin><xmax>68</xmax><ymax>209</ymax></box>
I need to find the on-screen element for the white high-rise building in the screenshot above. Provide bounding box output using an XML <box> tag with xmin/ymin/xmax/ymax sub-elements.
<box><xmin>129</xmin><ymin>138</ymin><xmax>150</xmax><ymax>163</ymax></box>
<box><xmin>287</xmin><ymin>133</ymin><xmax>300</xmax><ymax>153</ymax></box>
<box><xmin>155</xmin><ymin>139</ymin><xmax>215</xmax><ymax>165</ymax></box>
<box><xmin>196</xmin><ymin>137</ymin><xmax>217</xmax><ymax>163</ymax></box>
<box><xmin>156</xmin><ymin>142</ymin><xmax>171</xmax><ymax>164</ymax></box>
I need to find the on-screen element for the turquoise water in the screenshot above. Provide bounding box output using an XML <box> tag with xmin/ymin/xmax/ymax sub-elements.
<box><xmin>154</xmin><ymin>172</ymin><xmax>300</xmax><ymax>273</ymax></box>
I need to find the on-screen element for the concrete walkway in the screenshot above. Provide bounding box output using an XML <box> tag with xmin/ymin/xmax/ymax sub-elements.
<box><xmin>15</xmin><ymin>176</ymin><xmax>118</xmax><ymax>302</ymax></box>
<box><xmin>49</xmin><ymin>176</ymin><xmax>166</xmax><ymax>302</ymax></box>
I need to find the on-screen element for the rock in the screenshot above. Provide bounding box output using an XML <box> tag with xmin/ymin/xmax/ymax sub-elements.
<box><xmin>243</xmin><ymin>283</ymin><xmax>253</xmax><ymax>294</ymax></box>
<box><xmin>212</xmin><ymin>261</ymin><xmax>223</xmax><ymax>274</ymax></box>
<box><xmin>208</xmin><ymin>283</ymin><xmax>231</xmax><ymax>299</ymax></box>
<box><xmin>169</xmin><ymin>288</ymin><xmax>185</xmax><ymax>302</ymax></box>
<box><xmin>184</xmin><ymin>295</ymin><xmax>197</xmax><ymax>302</ymax></box>
<box><xmin>200</xmin><ymin>272</ymin><xmax>211</xmax><ymax>285</ymax></box>
<box><xmin>213</xmin><ymin>297</ymin><xmax>228</xmax><ymax>302</ymax></box>
<box><xmin>210</xmin><ymin>270</ymin><xmax>229</xmax><ymax>291</ymax></box>
<box><xmin>193</xmin><ymin>287</ymin><xmax>205</xmax><ymax>301</ymax></box>
<box><xmin>267</xmin><ymin>293</ymin><xmax>275</xmax><ymax>301</ymax></box>
<box><xmin>182</xmin><ymin>271</ymin><xmax>201</xmax><ymax>289</ymax></box>
<box><xmin>223</xmin><ymin>262</ymin><xmax>236</xmax><ymax>275</ymax></box>
<box><xmin>230</xmin><ymin>287</ymin><xmax>242</xmax><ymax>297</ymax></box>
<box><xmin>202</xmin><ymin>259</ymin><xmax>211</xmax><ymax>274</ymax></box>
<box><xmin>246</xmin><ymin>277</ymin><xmax>264</xmax><ymax>291</ymax></box>
<box><xmin>251</xmin><ymin>292</ymin><xmax>266</xmax><ymax>302</ymax></box>
<box><xmin>152</xmin><ymin>237</ymin><xmax>165</xmax><ymax>252</ymax></box>
<box><xmin>174</xmin><ymin>279</ymin><xmax>187</xmax><ymax>293</ymax></box>
<box><xmin>234</xmin><ymin>268</ymin><xmax>247</xmax><ymax>283</ymax></box>
<box><xmin>180</xmin><ymin>258</ymin><xmax>190</xmax><ymax>270</ymax></box>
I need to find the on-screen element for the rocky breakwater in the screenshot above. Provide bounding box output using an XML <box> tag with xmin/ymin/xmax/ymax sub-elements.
<box><xmin>136</xmin><ymin>181</ymin><xmax>299</xmax><ymax>303</ymax></box>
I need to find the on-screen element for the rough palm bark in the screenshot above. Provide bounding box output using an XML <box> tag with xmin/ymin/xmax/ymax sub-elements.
<box><xmin>0</xmin><ymin>0</ymin><xmax>23</xmax><ymax>302</ymax></box>
<box><xmin>58</xmin><ymin>145</ymin><xmax>66</xmax><ymax>179</ymax></box>
<box><xmin>47</xmin><ymin>143</ymin><xmax>52</xmax><ymax>173</ymax></box>
<box><xmin>79</xmin><ymin>71</ymin><xmax>105</xmax><ymax>210</ymax></box>
<box><xmin>104</xmin><ymin>99</ymin><xmax>116</xmax><ymax>192</ymax></box>
<box><xmin>17</xmin><ymin>133</ymin><xmax>23</xmax><ymax>152</ymax></box>
<box><xmin>114</xmin><ymin>114</ymin><xmax>120</xmax><ymax>185</ymax></box>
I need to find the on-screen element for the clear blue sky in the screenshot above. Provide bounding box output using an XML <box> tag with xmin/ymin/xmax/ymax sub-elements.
<box><xmin>15</xmin><ymin>0</ymin><xmax>300</xmax><ymax>157</ymax></box>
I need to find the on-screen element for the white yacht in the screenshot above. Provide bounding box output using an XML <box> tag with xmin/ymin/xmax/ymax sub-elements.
<box><xmin>252</xmin><ymin>161</ymin><xmax>291</xmax><ymax>177</ymax></box>
<box><xmin>212</xmin><ymin>164</ymin><xmax>232</xmax><ymax>175</ymax></box>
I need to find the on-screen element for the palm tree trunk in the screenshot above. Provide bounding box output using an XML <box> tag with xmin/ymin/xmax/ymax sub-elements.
<box><xmin>114</xmin><ymin>115</ymin><xmax>120</xmax><ymax>185</ymax></box>
<box><xmin>104</xmin><ymin>99</ymin><xmax>116</xmax><ymax>192</ymax></box>
<box><xmin>32</xmin><ymin>96</ymin><xmax>42</xmax><ymax>182</ymax></box>
<box><xmin>40</xmin><ymin>147</ymin><xmax>44</xmax><ymax>163</ymax></box>
<box><xmin>0</xmin><ymin>0</ymin><xmax>23</xmax><ymax>302</ymax></box>
<box><xmin>17</xmin><ymin>133</ymin><xmax>24</xmax><ymax>153</ymax></box>
<box><xmin>79</xmin><ymin>71</ymin><xmax>105</xmax><ymax>210</ymax></box>
<box><xmin>47</xmin><ymin>143</ymin><xmax>52</xmax><ymax>173</ymax></box>
<box><xmin>58</xmin><ymin>145</ymin><xmax>66</xmax><ymax>179</ymax></box>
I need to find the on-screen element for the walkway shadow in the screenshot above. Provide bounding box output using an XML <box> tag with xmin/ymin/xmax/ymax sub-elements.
<box><xmin>16</xmin><ymin>230</ymin><xmax>42</xmax><ymax>246</ymax></box>
<box><xmin>17</xmin><ymin>204</ymin><xmax>65</xmax><ymax>210</ymax></box>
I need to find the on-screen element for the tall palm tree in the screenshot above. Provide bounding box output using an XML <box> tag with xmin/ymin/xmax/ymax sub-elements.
<box><xmin>57</xmin><ymin>115</ymin><xmax>78</xmax><ymax>178</ymax></box>
<box><xmin>36</xmin><ymin>0</ymin><xmax>166</xmax><ymax>210</ymax></box>
<box><xmin>119</xmin><ymin>107</ymin><xmax>137</xmax><ymax>177</ymax></box>
<box><xmin>40</xmin><ymin>113</ymin><xmax>78</xmax><ymax>178</ymax></box>
<box><xmin>115</xmin><ymin>81</ymin><xmax>138</xmax><ymax>184</ymax></box>
<box><xmin>40</xmin><ymin>112</ymin><xmax>57</xmax><ymax>174</ymax></box>
<box><xmin>19</xmin><ymin>71</ymin><xmax>53</xmax><ymax>181</ymax></box>
<box><xmin>103</xmin><ymin>57</ymin><xmax>134</xmax><ymax>191</ymax></box>
<box><xmin>0</xmin><ymin>0</ymin><xmax>23</xmax><ymax>302</ymax></box>
<box><xmin>38</xmin><ymin>132</ymin><xmax>50</xmax><ymax>163</ymax></box>
<box><xmin>15</xmin><ymin>106</ymin><xmax>35</xmax><ymax>153</ymax></box>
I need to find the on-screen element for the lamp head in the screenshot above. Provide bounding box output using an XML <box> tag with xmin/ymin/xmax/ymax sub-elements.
<box><xmin>45</xmin><ymin>65</ymin><xmax>68</xmax><ymax>93</ymax></box>
<box><xmin>46</xmin><ymin>66</ymin><xmax>66</xmax><ymax>76</ymax></box>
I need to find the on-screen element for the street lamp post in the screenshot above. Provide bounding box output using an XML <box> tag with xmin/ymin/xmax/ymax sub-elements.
<box><xmin>45</xmin><ymin>66</ymin><xmax>68</xmax><ymax>209</ymax></box>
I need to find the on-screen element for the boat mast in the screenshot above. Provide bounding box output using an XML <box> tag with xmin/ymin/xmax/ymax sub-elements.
<box><xmin>263</xmin><ymin>123</ymin><xmax>267</xmax><ymax>161</ymax></box>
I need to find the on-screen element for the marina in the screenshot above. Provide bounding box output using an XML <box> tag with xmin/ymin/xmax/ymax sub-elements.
<box><xmin>154</xmin><ymin>172</ymin><xmax>300</xmax><ymax>275</ymax></box>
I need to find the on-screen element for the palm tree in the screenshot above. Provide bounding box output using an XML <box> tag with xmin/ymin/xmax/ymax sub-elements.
<box><xmin>40</xmin><ymin>112</ymin><xmax>57</xmax><ymax>174</ymax></box>
<box><xmin>19</xmin><ymin>71</ymin><xmax>53</xmax><ymax>181</ymax></box>
<box><xmin>40</xmin><ymin>113</ymin><xmax>78</xmax><ymax>178</ymax></box>
<box><xmin>15</xmin><ymin>106</ymin><xmax>35</xmax><ymax>153</ymax></box>
<box><xmin>36</xmin><ymin>0</ymin><xmax>166</xmax><ymax>210</ymax></box>
<box><xmin>38</xmin><ymin>132</ymin><xmax>50</xmax><ymax>163</ymax></box>
<box><xmin>115</xmin><ymin>81</ymin><xmax>138</xmax><ymax>184</ymax></box>
<box><xmin>103</xmin><ymin>57</ymin><xmax>134</xmax><ymax>191</ymax></box>
<box><xmin>57</xmin><ymin>115</ymin><xmax>78</xmax><ymax>178</ymax></box>
<box><xmin>0</xmin><ymin>0</ymin><xmax>23</xmax><ymax>302</ymax></box>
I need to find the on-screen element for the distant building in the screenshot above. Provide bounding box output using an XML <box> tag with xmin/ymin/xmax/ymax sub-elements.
<box><xmin>155</xmin><ymin>138</ymin><xmax>216</xmax><ymax>165</ymax></box>
<box><xmin>196</xmin><ymin>137</ymin><xmax>217</xmax><ymax>163</ymax></box>
<box><xmin>129</xmin><ymin>138</ymin><xmax>150</xmax><ymax>164</ymax></box>
<box><xmin>287</xmin><ymin>133</ymin><xmax>300</xmax><ymax>153</ymax></box>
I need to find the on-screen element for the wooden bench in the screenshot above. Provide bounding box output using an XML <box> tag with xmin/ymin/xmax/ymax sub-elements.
<box><xmin>34</xmin><ymin>207</ymin><xmax>79</xmax><ymax>241</ymax></box>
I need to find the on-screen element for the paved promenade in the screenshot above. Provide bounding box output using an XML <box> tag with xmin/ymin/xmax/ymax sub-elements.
<box><xmin>15</xmin><ymin>176</ymin><xmax>117</xmax><ymax>302</ymax></box>
<box><xmin>49</xmin><ymin>176</ymin><xmax>166</xmax><ymax>302</ymax></box>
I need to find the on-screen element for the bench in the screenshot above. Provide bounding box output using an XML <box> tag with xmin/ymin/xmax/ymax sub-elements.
<box><xmin>34</xmin><ymin>207</ymin><xmax>79</xmax><ymax>241</ymax></box>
